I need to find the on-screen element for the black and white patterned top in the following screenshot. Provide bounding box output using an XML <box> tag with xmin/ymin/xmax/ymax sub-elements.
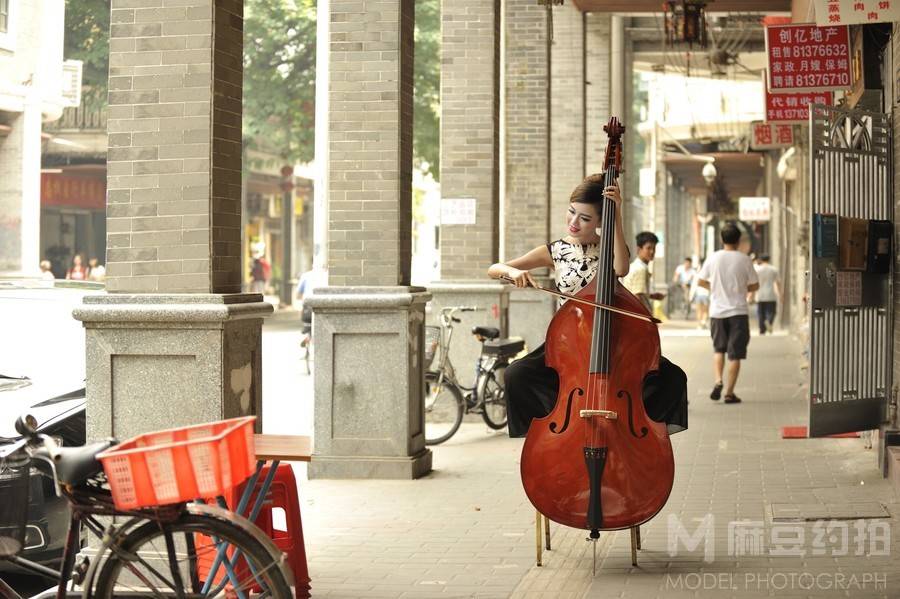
<box><xmin>547</xmin><ymin>239</ymin><xmax>599</xmax><ymax>306</ymax></box>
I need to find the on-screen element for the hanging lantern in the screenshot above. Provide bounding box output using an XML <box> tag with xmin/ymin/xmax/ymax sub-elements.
<box><xmin>664</xmin><ymin>0</ymin><xmax>709</xmax><ymax>49</ymax></box>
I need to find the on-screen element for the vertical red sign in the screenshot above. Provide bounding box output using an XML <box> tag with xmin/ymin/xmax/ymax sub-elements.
<box><xmin>765</xmin><ymin>24</ymin><xmax>852</xmax><ymax>91</ymax></box>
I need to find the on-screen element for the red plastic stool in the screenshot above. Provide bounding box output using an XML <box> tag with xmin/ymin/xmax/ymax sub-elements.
<box><xmin>198</xmin><ymin>464</ymin><xmax>311</xmax><ymax>599</ymax></box>
<box><xmin>245</xmin><ymin>464</ymin><xmax>310</xmax><ymax>599</ymax></box>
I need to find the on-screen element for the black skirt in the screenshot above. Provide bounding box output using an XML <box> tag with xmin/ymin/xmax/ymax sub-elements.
<box><xmin>504</xmin><ymin>343</ymin><xmax>688</xmax><ymax>438</ymax></box>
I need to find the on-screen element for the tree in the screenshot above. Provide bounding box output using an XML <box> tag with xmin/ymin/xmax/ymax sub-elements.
<box><xmin>64</xmin><ymin>0</ymin><xmax>110</xmax><ymax>110</ymax></box>
<box><xmin>414</xmin><ymin>0</ymin><xmax>440</xmax><ymax>181</ymax></box>
<box><xmin>243</xmin><ymin>0</ymin><xmax>316</xmax><ymax>164</ymax></box>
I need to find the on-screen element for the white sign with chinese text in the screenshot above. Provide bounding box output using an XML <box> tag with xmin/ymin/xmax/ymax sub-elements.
<box><xmin>440</xmin><ymin>197</ymin><xmax>477</xmax><ymax>225</ymax></box>
<box><xmin>739</xmin><ymin>197</ymin><xmax>771</xmax><ymax>222</ymax></box>
<box><xmin>814</xmin><ymin>0</ymin><xmax>900</xmax><ymax>25</ymax></box>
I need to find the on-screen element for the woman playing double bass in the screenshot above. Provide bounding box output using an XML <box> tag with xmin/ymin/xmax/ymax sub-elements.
<box><xmin>487</xmin><ymin>174</ymin><xmax>630</xmax><ymax>437</ymax></box>
<box><xmin>487</xmin><ymin>125</ymin><xmax>688</xmax><ymax>559</ymax></box>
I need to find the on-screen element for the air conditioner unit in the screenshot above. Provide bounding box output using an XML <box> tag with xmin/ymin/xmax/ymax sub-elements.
<box><xmin>61</xmin><ymin>60</ymin><xmax>83</xmax><ymax>108</ymax></box>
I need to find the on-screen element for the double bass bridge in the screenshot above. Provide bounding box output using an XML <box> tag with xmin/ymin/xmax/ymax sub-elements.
<box><xmin>579</xmin><ymin>409</ymin><xmax>618</xmax><ymax>420</ymax></box>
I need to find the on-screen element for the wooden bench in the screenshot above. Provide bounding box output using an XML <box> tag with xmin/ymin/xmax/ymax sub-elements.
<box><xmin>254</xmin><ymin>434</ymin><xmax>312</xmax><ymax>462</ymax></box>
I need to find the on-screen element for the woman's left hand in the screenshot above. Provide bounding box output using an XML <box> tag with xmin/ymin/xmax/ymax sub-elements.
<box><xmin>603</xmin><ymin>184</ymin><xmax>622</xmax><ymax>209</ymax></box>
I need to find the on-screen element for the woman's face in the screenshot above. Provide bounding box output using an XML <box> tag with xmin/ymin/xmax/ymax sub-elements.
<box><xmin>73</xmin><ymin>255</ymin><xmax>82</xmax><ymax>266</ymax></box>
<box><xmin>566</xmin><ymin>202</ymin><xmax>601</xmax><ymax>243</ymax></box>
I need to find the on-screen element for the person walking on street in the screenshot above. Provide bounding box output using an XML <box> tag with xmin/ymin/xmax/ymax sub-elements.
<box><xmin>621</xmin><ymin>231</ymin><xmax>666</xmax><ymax>314</ymax></box>
<box><xmin>753</xmin><ymin>254</ymin><xmax>780</xmax><ymax>335</ymax></box>
<box><xmin>697</xmin><ymin>224</ymin><xmax>759</xmax><ymax>404</ymax></box>
<box><xmin>672</xmin><ymin>257</ymin><xmax>695</xmax><ymax>319</ymax></box>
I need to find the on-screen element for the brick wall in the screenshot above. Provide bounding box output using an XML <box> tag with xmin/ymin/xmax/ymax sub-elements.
<box><xmin>326</xmin><ymin>0</ymin><xmax>414</xmax><ymax>287</ymax></box>
<box><xmin>584</xmin><ymin>13</ymin><xmax>611</xmax><ymax>176</ymax></box>
<box><xmin>504</xmin><ymin>1</ymin><xmax>550</xmax><ymax>262</ymax></box>
<box><xmin>439</xmin><ymin>0</ymin><xmax>500</xmax><ymax>280</ymax></box>
<box><xmin>105</xmin><ymin>0</ymin><xmax>242</xmax><ymax>294</ymax></box>
<box><xmin>549</xmin><ymin>3</ymin><xmax>584</xmax><ymax>239</ymax></box>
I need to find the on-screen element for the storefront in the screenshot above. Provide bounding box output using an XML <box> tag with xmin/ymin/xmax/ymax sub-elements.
<box><xmin>40</xmin><ymin>168</ymin><xmax>106</xmax><ymax>278</ymax></box>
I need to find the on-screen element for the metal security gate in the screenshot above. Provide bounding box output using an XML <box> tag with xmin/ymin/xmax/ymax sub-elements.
<box><xmin>808</xmin><ymin>104</ymin><xmax>892</xmax><ymax>437</ymax></box>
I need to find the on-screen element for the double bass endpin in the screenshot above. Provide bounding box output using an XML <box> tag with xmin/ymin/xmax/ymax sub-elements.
<box><xmin>579</xmin><ymin>409</ymin><xmax>618</xmax><ymax>420</ymax></box>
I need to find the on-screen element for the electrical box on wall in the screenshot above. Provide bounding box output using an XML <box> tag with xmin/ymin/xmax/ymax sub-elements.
<box><xmin>811</xmin><ymin>212</ymin><xmax>892</xmax><ymax>310</ymax></box>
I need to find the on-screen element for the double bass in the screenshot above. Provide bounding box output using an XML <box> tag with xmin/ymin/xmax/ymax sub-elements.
<box><xmin>519</xmin><ymin>117</ymin><xmax>675</xmax><ymax>554</ymax></box>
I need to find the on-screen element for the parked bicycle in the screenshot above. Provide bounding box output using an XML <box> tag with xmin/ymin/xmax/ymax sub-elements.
<box><xmin>299</xmin><ymin>304</ymin><xmax>313</xmax><ymax>375</ymax></box>
<box><xmin>0</xmin><ymin>415</ymin><xmax>294</xmax><ymax>598</ymax></box>
<box><xmin>424</xmin><ymin>306</ymin><xmax>524</xmax><ymax>445</ymax></box>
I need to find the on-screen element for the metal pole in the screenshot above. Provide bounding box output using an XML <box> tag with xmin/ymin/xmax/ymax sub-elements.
<box><xmin>280</xmin><ymin>166</ymin><xmax>294</xmax><ymax>307</ymax></box>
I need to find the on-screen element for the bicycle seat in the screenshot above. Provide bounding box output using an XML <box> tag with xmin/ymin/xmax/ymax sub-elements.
<box><xmin>37</xmin><ymin>440</ymin><xmax>117</xmax><ymax>486</ymax></box>
<box><xmin>472</xmin><ymin>326</ymin><xmax>500</xmax><ymax>340</ymax></box>
<box><xmin>483</xmin><ymin>337</ymin><xmax>525</xmax><ymax>357</ymax></box>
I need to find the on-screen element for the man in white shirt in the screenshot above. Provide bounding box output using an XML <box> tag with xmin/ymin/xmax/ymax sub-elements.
<box><xmin>672</xmin><ymin>257</ymin><xmax>696</xmax><ymax>318</ymax></box>
<box><xmin>753</xmin><ymin>255</ymin><xmax>780</xmax><ymax>335</ymax></box>
<box><xmin>697</xmin><ymin>224</ymin><xmax>759</xmax><ymax>404</ymax></box>
<box><xmin>621</xmin><ymin>231</ymin><xmax>666</xmax><ymax>313</ymax></box>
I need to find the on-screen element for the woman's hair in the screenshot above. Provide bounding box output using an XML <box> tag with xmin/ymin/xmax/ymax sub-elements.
<box><xmin>569</xmin><ymin>173</ymin><xmax>606</xmax><ymax>208</ymax></box>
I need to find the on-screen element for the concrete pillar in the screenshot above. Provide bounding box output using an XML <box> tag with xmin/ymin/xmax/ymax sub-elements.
<box><xmin>75</xmin><ymin>0</ymin><xmax>272</xmax><ymax>441</ymax></box>
<box><xmin>308</xmin><ymin>0</ymin><xmax>432</xmax><ymax>479</ymax></box>
<box><xmin>0</xmin><ymin>108</ymin><xmax>41</xmax><ymax>277</ymax></box>
<box><xmin>432</xmin><ymin>0</ymin><xmax>507</xmax><ymax>370</ymax></box>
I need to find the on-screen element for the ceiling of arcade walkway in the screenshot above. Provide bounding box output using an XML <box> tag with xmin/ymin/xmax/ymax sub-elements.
<box><xmin>570</xmin><ymin>7</ymin><xmax>783</xmax><ymax>200</ymax></box>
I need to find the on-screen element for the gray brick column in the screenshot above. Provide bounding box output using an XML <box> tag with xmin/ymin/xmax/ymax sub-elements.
<box><xmin>550</xmin><ymin>2</ymin><xmax>585</xmax><ymax>223</ymax></box>
<box><xmin>104</xmin><ymin>0</ymin><xmax>241</xmax><ymax>293</ymax></box>
<box><xmin>326</xmin><ymin>1</ymin><xmax>414</xmax><ymax>287</ymax></box>
<box><xmin>430</xmin><ymin>0</ymin><xmax>508</xmax><ymax>373</ymax></box>
<box><xmin>585</xmin><ymin>13</ymin><xmax>611</xmax><ymax>175</ymax></box>
<box><xmin>75</xmin><ymin>0</ymin><xmax>271</xmax><ymax>441</ymax></box>
<box><xmin>308</xmin><ymin>0</ymin><xmax>432</xmax><ymax>479</ymax></box>
<box><xmin>505</xmin><ymin>1</ymin><xmax>550</xmax><ymax>262</ymax></box>
<box><xmin>504</xmin><ymin>1</ymin><xmax>556</xmax><ymax>348</ymax></box>
<box><xmin>440</xmin><ymin>0</ymin><xmax>500</xmax><ymax>279</ymax></box>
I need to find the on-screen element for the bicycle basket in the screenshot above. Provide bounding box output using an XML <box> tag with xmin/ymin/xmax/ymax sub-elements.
<box><xmin>97</xmin><ymin>416</ymin><xmax>256</xmax><ymax>511</ymax></box>
<box><xmin>424</xmin><ymin>325</ymin><xmax>441</xmax><ymax>369</ymax></box>
<box><xmin>0</xmin><ymin>452</ymin><xmax>30</xmax><ymax>557</ymax></box>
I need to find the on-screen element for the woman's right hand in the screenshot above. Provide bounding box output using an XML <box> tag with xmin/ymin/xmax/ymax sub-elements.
<box><xmin>507</xmin><ymin>268</ymin><xmax>538</xmax><ymax>288</ymax></box>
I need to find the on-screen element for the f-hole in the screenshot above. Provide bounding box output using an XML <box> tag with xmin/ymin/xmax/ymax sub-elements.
<box><xmin>550</xmin><ymin>387</ymin><xmax>583</xmax><ymax>434</ymax></box>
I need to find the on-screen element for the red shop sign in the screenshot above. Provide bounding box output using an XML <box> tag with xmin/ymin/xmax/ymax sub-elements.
<box><xmin>765</xmin><ymin>88</ymin><xmax>833</xmax><ymax>123</ymax></box>
<box><xmin>765</xmin><ymin>24</ymin><xmax>851</xmax><ymax>91</ymax></box>
<box><xmin>41</xmin><ymin>173</ymin><xmax>106</xmax><ymax>210</ymax></box>
<box><xmin>750</xmin><ymin>121</ymin><xmax>795</xmax><ymax>150</ymax></box>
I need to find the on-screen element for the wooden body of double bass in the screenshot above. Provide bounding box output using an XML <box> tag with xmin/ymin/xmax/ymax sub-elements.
<box><xmin>519</xmin><ymin>281</ymin><xmax>675</xmax><ymax>531</ymax></box>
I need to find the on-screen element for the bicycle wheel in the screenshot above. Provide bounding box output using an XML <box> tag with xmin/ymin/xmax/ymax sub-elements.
<box><xmin>424</xmin><ymin>371</ymin><xmax>464</xmax><ymax>445</ymax></box>
<box><xmin>91</xmin><ymin>512</ymin><xmax>294</xmax><ymax>599</ymax></box>
<box><xmin>478</xmin><ymin>363</ymin><xmax>508</xmax><ymax>430</ymax></box>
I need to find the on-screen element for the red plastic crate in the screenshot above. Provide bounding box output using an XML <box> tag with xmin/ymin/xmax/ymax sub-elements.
<box><xmin>97</xmin><ymin>417</ymin><xmax>256</xmax><ymax>510</ymax></box>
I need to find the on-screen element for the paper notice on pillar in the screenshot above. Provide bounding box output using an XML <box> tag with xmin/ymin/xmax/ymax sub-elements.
<box><xmin>440</xmin><ymin>198</ymin><xmax>477</xmax><ymax>225</ymax></box>
<box><xmin>814</xmin><ymin>0</ymin><xmax>900</xmax><ymax>25</ymax></box>
<box><xmin>835</xmin><ymin>271</ymin><xmax>862</xmax><ymax>306</ymax></box>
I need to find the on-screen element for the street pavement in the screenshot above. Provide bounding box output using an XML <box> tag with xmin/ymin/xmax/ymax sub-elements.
<box><xmin>9</xmin><ymin>318</ymin><xmax>894</xmax><ymax>597</ymax></box>
<box><xmin>261</xmin><ymin>317</ymin><xmax>900</xmax><ymax>598</ymax></box>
